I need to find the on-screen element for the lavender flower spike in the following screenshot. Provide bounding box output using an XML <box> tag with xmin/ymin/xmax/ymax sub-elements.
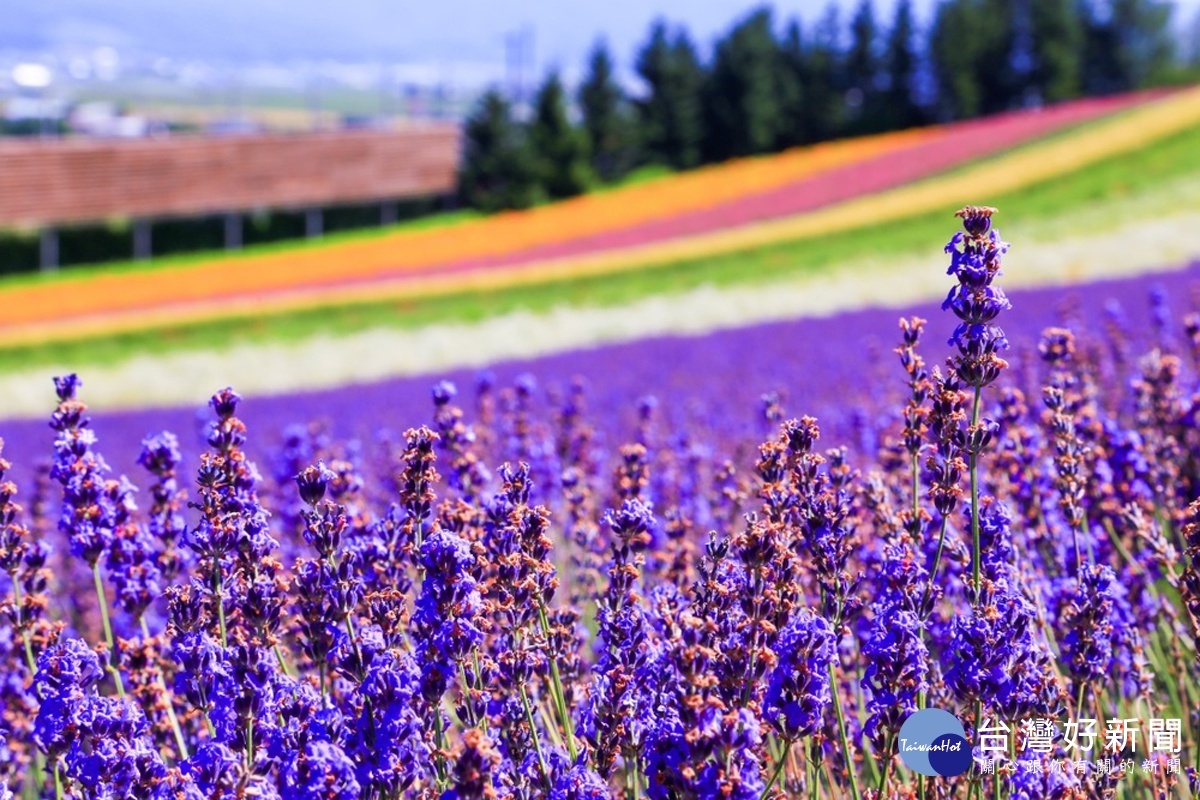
<box><xmin>943</xmin><ymin>206</ymin><xmax>1011</xmax><ymax>389</ymax></box>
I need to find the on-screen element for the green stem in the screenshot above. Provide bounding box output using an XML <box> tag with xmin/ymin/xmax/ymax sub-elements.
<box><xmin>993</xmin><ymin>749</ymin><xmax>1002</xmax><ymax>800</ymax></box>
<box><xmin>92</xmin><ymin>561</ymin><xmax>125</xmax><ymax>698</ymax></box>
<box><xmin>878</xmin><ymin>732</ymin><xmax>895</xmax><ymax>797</ymax></box>
<box><xmin>211</xmin><ymin>565</ymin><xmax>227</xmax><ymax>648</ymax></box>
<box><xmin>273</xmin><ymin>644</ymin><xmax>293</xmax><ymax>677</ymax></box>
<box><xmin>140</xmin><ymin>616</ymin><xmax>189</xmax><ymax>759</ymax></box>
<box><xmin>53</xmin><ymin>760</ymin><xmax>63</xmax><ymax>800</ymax></box>
<box><xmin>761</xmin><ymin>740</ymin><xmax>793</xmax><ymax>800</ymax></box>
<box><xmin>344</xmin><ymin>615</ymin><xmax>364</xmax><ymax>676</ymax></box>
<box><xmin>970</xmin><ymin>700</ymin><xmax>983</xmax><ymax>800</ymax></box>
<box><xmin>916</xmin><ymin>683</ymin><xmax>927</xmax><ymax>798</ymax></box>
<box><xmin>458</xmin><ymin>658</ymin><xmax>488</xmax><ymax>734</ymax></box>
<box><xmin>11</xmin><ymin>575</ymin><xmax>50</xmax><ymax>800</ymax></box>
<box><xmin>471</xmin><ymin>650</ymin><xmax>489</xmax><ymax>734</ymax></box>
<box><xmin>919</xmin><ymin>516</ymin><xmax>950</xmax><ymax>613</ymax></box>
<box><xmin>11</xmin><ymin>578</ymin><xmax>37</xmax><ymax>673</ymax></box>
<box><xmin>245</xmin><ymin>713</ymin><xmax>255</xmax><ymax>769</ymax></box>
<box><xmin>911</xmin><ymin>451</ymin><xmax>921</xmax><ymax>525</ymax></box>
<box><xmin>828</xmin><ymin>661</ymin><xmax>862</xmax><ymax>800</ymax></box>
<box><xmin>537</xmin><ymin>603</ymin><xmax>578</xmax><ymax>762</ymax></box>
<box><xmin>432</xmin><ymin>706</ymin><xmax>449</xmax><ymax>789</ymax></box>
<box><xmin>518</xmin><ymin>684</ymin><xmax>552</xmax><ymax>792</ymax></box>
<box><xmin>969</xmin><ymin>385</ymin><xmax>982</xmax><ymax>596</ymax></box>
<box><xmin>807</xmin><ymin>749</ymin><xmax>817</xmax><ymax>800</ymax></box>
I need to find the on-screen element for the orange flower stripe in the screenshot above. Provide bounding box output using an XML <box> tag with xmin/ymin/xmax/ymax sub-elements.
<box><xmin>0</xmin><ymin>86</ymin><xmax>1185</xmax><ymax>345</ymax></box>
<box><xmin>3</xmin><ymin>128</ymin><xmax>935</xmax><ymax>328</ymax></box>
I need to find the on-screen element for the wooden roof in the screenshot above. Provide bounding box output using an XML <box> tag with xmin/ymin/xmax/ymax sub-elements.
<box><xmin>0</xmin><ymin>125</ymin><xmax>460</xmax><ymax>228</ymax></box>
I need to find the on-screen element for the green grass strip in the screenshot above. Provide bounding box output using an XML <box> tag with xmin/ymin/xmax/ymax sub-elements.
<box><xmin>3</xmin><ymin>115</ymin><xmax>1199</xmax><ymax>376</ymax></box>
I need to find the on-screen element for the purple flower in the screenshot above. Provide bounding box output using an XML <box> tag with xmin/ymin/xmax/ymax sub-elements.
<box><xmin>972</xmin><ymin>499</ymin><xmax>1016</xmax><ymax>583</ymax></box>
<box><xmin>53</xmin><ymin>374</ymin><xmax>82</xmax><ymax>402</ymax></box>
<box><xmin>585</xmin><ymin>497</ymin><xmax>660</xmax><ymax>777</ymax></box>
<box><xmin>946</xmin><ymin>586</ymin><xmax>1064</xmax><ymax>717</ymax></box>
<box><xmin>351</xmin><ymin>648</ymin><xmax>429</xmax><ymax>794</ymax></box>
<box><xmin>942</xmin><ymin>206</ymin><xmax>1011</xmax><ymax>388</ymax></box>
<box><xmin>49</xmin><ymin>378</ymin><xmax>121</xmax><ymax>566</ymax></box>
<box><xmin>550</xmin><ymin>763</ymin><xmax>609</xmax><ymax>800</ymax></box>
<box><xmin>646</xmin><ymin>705</ymin><xmax>766</xmax><ymax>800</ymax></box>
<box><xmin>67</xmin><ymin>735</ymin><xmax>168</xmax><ymax>800</ymax></box>
<box><xmin>180</xmin><ymin>742</ymin><xmax>245</xmax><ymax>799</ymax></box>
<box><xmin>295</xmin><ymin>462</ymin><xmax>336</xmax><ymax>507</ymax></box>
<box><xmin>412</xmin><ymin>527</ymin><xmax>484</xmax><ymax>703</ymax></box>
<box><xmin>432</xmin><ymin>379</ymin><xmax>457</xmax><ymax>405</ymax></box>
<box><xmin>441</xmin><ymin>729</ymin><xmax>500</xmax><ymax>800</ymax></box>
<box><xmin>209</xmin><ymin>387</ymin><xmax>241</xmax><ymax>421</ymax></box>
<box><xmin>105</xmin><ymin>517</ymin><xmax>164</xmax><ymax>618</ymax></box>
<box><xmin>281</xmin><ymin>740</ymin><xmax>361</xmax><ymax>800</ymax></box>
<box><xmin>861</xmin><ymin>539</ymin><xmax>929</xmax><ymax>747</ymax></box>
<box><xmin>137</xmin><ymin>431</ymin><xmax>188</xmax><ymax>581</ymax></box>
<box><xmin>34</xmin><ymin>638</ymin><xmax>103</xmax><ymax>697</ymax></box>
<box><xmin>1008</xmin><ymin>750</ymin><xmax>1083</xmax><ymax>799</ymax></box>
<box><xmin>33</xmin><ymin>692</ymin><xmax>84</xmax><ymax>757</ymax></box>
<box><xmin>763</xmin><ymin>610</ymin><xmax>836</xmax><ymax>741</ymax></box>
<box><xmin>208</xmin><ymin>643</ymin><xmax>277</xmax><ymax>753</ymax></box>
<box><xmin>1054</xmin><ymin>564</ymin><xmax>1132</xmax><ymax>691</ymax></box>
<box><xmin>170</xmin><ymin>629</ymin><xmax>225</xmax><ymax>712</ymax></box>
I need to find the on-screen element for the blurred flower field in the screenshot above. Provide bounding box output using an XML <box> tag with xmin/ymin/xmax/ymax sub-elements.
<box><xmin>2</xmin><ymin>205</ymin><xmax>1200</xmax><ymax>799</ymax></box>
<box><xmin>0</xmin><ymin>88</ymin><xmax>1177</xmax><ymax>349</ymax></box>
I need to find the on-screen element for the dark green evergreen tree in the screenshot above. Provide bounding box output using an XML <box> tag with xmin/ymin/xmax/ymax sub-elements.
<box><xmin>881</xmin><ymin>0</ymin><xmax>924</xmax><ymax>130</ymax></box>
<box><xmin>458</xmin><ymin>89</ymin><xmax>540</xmax><ymax>212</ymax></box>
<box><xmin>528</xmin><ymin>71</ymin><xmax>592</xmax><ymax>200</ymax></box>
<box><xmin>929</xmin><ymin>0</ymin><xmax>1019</xmax><ymax>118</ymax></box>
<box><xmin>579</xmin><ymin>38</ymin><xmax>636</xmax><ymax>182</ymax></box>
<box><xmin>1080</xmin><ymin>0</ymin><xmax>1174</xmax><ymax>93</ymax></box>
<box><xmin>844</xmin><ymin>0</ymin><xmax>883</xmax><ymax>133</ymax></box>
<box><xmin>702</xmin><ymin>8</ymin><xmax>786</xmax><ymax>161</ymax></box>
<box><xmin>1112</xmin><ymin>0</ymin><xmax>1176</xmax><ymax>88</ymax></box>
<box><xmin>775</xmin><ymin>19</ymin><xmax>808</xmax><ymax>149</ymax></box>
<box><xmin>805</xmin><ymin>4</ymin><xmax>847</xmax><ymax>142</ymax></box>
<box><xmin>635</xmin><ymin>20</ymin><xmax>707</xmax><ymax>169</ymax></box>
<box><xmin>1029</xmin><ymin>0</ymin><xmax>1083</xmax><ymax>102</ymax></box>
<box><xmin>1080</xmin><ymin>0</ymin><xmax>1123</xmax><ymax>94</ymax></box>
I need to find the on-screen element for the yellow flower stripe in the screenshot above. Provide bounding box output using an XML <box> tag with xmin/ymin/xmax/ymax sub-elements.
<box><xmin>0</xmin><ymin>126</ymin><xmax>933</xmax><ymax>332</ymax></box>
<box><xmin>1</xmin><ymin>87</ymin><xmax>1196</xmax><ymax>347</ymax></box>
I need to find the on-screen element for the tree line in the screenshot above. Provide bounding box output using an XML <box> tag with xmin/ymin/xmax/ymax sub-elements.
<box><xmin>460</xmin><ymin>0</ymin><xmax>1195</xmax><ymax>212</ymax></box>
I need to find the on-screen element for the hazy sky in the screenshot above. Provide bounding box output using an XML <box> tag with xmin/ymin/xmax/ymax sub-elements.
<box><xmin>369</xmin><ymin>0</ymin><xmax>1200</xmax><ymax>77</ymax></box>
<box><xmin>9</xmin><ymin>0</ymin><xmax>1200</xmax><ymax>86</ymax></box>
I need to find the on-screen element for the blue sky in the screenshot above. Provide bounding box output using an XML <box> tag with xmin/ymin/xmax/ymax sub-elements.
<box><xmin>401</xmin><ymin>0</ymin><xmax>1200</xmax><ymax>87</ymax></box>
<box><xmin>8</xmin><ymin>0</ymin><xmax>1200</xmax><ymax>87</ymax></box>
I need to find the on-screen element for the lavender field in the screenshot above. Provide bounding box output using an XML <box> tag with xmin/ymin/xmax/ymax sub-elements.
<box><xmin>2</xmin><ymin>210</ymin><xmax>1199</xmax><ymax>799</ymax></box>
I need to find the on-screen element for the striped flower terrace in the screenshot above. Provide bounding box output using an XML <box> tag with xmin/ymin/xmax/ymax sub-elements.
<box><xmin>0</xmin><ymin>89</ymin><xmax>1173</xmax><ymax>347</ymax></box>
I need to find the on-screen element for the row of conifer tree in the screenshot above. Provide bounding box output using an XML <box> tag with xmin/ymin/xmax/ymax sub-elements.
<box><xmin>459</xmin><ymin>0</ymin><xmax>1194</xmax><ymax>212</ymax></box>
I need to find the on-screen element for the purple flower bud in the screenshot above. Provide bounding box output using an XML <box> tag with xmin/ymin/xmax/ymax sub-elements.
<box><xmin>209</xmin><ymin>387</ymin><xmax>241</xmax><ymax>420</ymax></box>
<box><xmin>295</xmin><ymin>462</ymin><xmax>336</xmax><ymax>507</ymax></box>
<box><xmin>53</xmin><ymin>374</ymin><xmax>82</xmax><ymax>402</ymax></box>
<box><xmin>432</xmin><ymin>380</ymin><xmax>458</xmax><ymax>406</ymax></box>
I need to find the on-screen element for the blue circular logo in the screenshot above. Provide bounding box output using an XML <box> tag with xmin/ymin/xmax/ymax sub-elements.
<box><xmin>897</xmin><ymin>708</ymin><xmax>972</xmax><ymax>777</ymax></box>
